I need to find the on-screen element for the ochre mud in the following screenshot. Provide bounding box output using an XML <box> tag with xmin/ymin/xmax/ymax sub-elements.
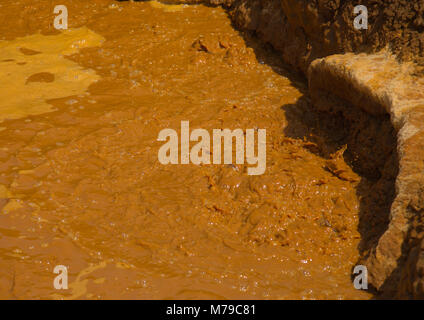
<box><xmin>0</xmin><ymin>0</ymin><xmax>375</xmax><ymax>299</ymax></box>
<box><xmin>170</xmin><ymin>0</ymin><xmax>424</xmax><ymax>298</ymax></box>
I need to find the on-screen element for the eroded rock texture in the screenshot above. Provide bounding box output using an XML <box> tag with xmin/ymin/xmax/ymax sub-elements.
<box><xmin>309</xmin><ymin>52</ymin><xmax>424</xmax><ymax>298</ymax></box>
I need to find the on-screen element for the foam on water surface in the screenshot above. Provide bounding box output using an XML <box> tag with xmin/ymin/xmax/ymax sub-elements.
<box><xmin>148</xmin><ymin>0</ymin><xmax>186</xmax><ymax>12</ymax></box>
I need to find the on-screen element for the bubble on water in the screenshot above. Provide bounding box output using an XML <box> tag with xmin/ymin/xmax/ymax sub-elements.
<box><xmin>130</xmin><ymin>80</ymin><xmax>140</xmax><ymax>88</ymax></box>
<box><xmin>65</xmin><ymin>99</ymin><xmax>78</xmax><ymax>105</ymax></box>
<box><xmin>239</xmin><ymin>285</ymin><xmax>248</xmax><ymax>292</ymax></box>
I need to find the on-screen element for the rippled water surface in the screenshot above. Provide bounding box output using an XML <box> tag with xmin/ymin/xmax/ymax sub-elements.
<box><xmin>0</xmin><ymin>0</ymin><xmax>371</xmax><ymax>299</ymax></box>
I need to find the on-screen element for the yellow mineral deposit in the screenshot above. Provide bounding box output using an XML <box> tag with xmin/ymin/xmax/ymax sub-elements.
<box><xmin>0</xmin><ymin>27</ymin><xmax>104</xmax><ymax>122</ymax></box>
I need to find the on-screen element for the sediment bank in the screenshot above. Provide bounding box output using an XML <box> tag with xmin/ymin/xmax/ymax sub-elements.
<box><xmin>309</xmin><ymin>52</ymin><xmax>424</xmax><ymax>298</ymax></box>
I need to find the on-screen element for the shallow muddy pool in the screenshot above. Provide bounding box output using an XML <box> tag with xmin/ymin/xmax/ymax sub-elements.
<box><xmin>0</xmin><ymin>0</ymin><xmax>372</xmax><ymax>299</ymax></box>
